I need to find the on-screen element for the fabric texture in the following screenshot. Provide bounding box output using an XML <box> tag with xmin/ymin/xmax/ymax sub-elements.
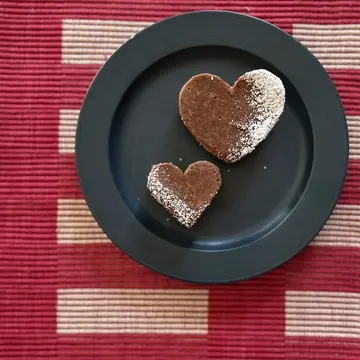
<box><xmin>1</xmin><ymin>1</ymin><xmax>360</xmax><ymax>359</ymax></box>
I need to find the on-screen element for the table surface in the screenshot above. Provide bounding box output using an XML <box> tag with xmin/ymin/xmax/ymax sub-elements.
<box><xmin>1</xmin><ymin>1</ymin><xmax>360</xmax><ymax>359</ymax></box>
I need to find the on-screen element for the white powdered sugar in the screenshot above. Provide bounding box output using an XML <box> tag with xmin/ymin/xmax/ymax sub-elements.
<box><xmin>147</xmin><ymin>167</ymin><xmax>205</xmax><ymax>228</ymax></box>
<box><xmin>226</xmin><ymin>69</ymin><xmax>285</xmax><ymax>162</ymax></box>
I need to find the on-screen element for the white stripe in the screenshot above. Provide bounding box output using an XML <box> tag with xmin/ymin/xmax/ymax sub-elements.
<box><xmin>293</xmin><ymin>24</ymin><xmax>360</xmax><ymax>69</ymax></box>
<box><xmin>294</xmin><ymin>24</ymin><xmax>360</xmax><ymax>30</ymax></box>
<box><xmin>57</xmin><ymin>199</ymin><xmax>110</xmax><ymax>244</ymax></box>
<box><xmin>57</xmin><ymin>289</ymin><xmax>209</xmax><ymax>334</ymax></box>
<box><xmin>62</xmin><ymin>19</ymin><xmax>153</xmax><ymax>64</ymax></box>
<box><xmin>286</xmin><ymin>291</ymin><xmax>360</xmax><ymax>338</ymax></box>
<box><xmin>312</xmin><ymin>204</ymin><xmax>360</xmax><ymax>247</ymax></box>
<box><xmin>59</xmin><ymin>109</ymin><xmax>79</xmax><ymax>154</ymax></box>
<box><xmin>347</xmin><ymin>116</ymin><xmax>360</xmax><ymax>159</ymax></box>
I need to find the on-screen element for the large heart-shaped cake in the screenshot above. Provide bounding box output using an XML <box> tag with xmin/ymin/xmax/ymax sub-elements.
<box><xmin>179</xmin><ymin>69</ymin><xmax>285</xmax><ymax>163</ymax></box>
<box><xmin>147</xmin><ymin>161</ymin><xmax>221</xmax><ymax>228</ymax></box>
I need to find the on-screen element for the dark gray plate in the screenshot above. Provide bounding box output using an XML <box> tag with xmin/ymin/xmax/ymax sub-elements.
<box><xmin>76</xmin><ymin>11</ymin><xmax>348</xmax><ymax>283</ymax></box>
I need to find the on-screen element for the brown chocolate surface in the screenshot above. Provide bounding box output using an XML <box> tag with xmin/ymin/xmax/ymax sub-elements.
<box><xmin>147</xmin><ymin>161</ymin><xmax>221</xmax><ymax>228</ymax></box>
<box><xmin>179</xmin><ymin>70</ymin><xmax>285</xmax><ymax>163</ymax></box>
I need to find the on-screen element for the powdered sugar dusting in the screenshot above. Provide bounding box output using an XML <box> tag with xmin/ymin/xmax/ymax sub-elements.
<box><xmin>147</xmin><ymin>166</ymin><xmax>207</xmax><ymax>228</ymax></box>
<box><xmin>226</xmin><ymin>69</ymin><xmax>285</xmax><ymax>162</ymax></box>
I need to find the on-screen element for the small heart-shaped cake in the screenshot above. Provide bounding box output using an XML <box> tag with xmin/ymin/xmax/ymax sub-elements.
<box><xmin>147</xmin><ymin>161</ymin><xmax>221</xmax><ymax>228</ymax></box>
<box><xmin>179</xmin><ymin>69</ymin><xmax>285</xmax><ymax>163</ymax></box>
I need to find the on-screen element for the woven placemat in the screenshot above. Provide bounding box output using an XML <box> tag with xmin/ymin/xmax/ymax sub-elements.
<box><xmin>1</xmin><ymin>1</ymin><xmax>360</xmax><ymax>359</ymax></box>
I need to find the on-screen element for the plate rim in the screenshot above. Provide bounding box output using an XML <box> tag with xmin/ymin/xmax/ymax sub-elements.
<box><xmin>76</xmin><ymin>10</ymin><xmax>349</xmax><ymax>283</ymax></box>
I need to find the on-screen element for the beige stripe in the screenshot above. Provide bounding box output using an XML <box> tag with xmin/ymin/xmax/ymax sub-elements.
<box><xmin>62</xmin><ymin>19</ymin><xmax>153</xmax><ymax>64</ymax></box>
<box><xmin>347</xmin><ymin>116</ymin><xmax>360</xmax><ymax>159</ymax></box>
<box><xmin>59</xmin><ymin>109</ymin><xmax>79</xmax><ymax>153</ymax></box>
<box><xmin>293</xmin><ymin>24</ymin><xmax>360</xmax><ymax>69</ymax></box>
<box><xmin>57</xmin><ymin>113</ymin><xmax>358</xmax><ymax>157</ymax></box>
<box><xmin>57</xmin><ymin>289</ymin><xmax>209</xmax><ymax>334</ymax></box>
<box><xmin>312</xmin><ymin>204</ymin><xmax>360</xmax><ymax>247</ymax></box>
<box><xmin>57</xmin><ymin>199</ymin><xmax>110</xmax><ymax>244</ymax></box>
<box><xmin>286</xmin><ymin>291</ymin><xmax>360</xmax><ymax>338</ymax></box>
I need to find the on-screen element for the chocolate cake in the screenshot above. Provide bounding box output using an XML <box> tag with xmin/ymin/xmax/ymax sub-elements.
<box><xmin>147</xmin><ymin>161</ymin><xmax>222</xmax><ymax>228</ymax></box>
<box><xmin>179</xmin><ymin>69</ymin><xmax>285</xmax><ymax>163</ymax></box>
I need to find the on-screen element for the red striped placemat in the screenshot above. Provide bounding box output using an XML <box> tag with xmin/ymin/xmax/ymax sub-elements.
<box><xmin>1</xmin><ymin>1</ymin><xmax>359</xmax><ymax>359</ymax></box>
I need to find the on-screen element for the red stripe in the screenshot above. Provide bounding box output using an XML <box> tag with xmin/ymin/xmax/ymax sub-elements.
<box><xmin>284</xmin><ymin>246</ymin><xmax>360</xmax><ymax>292</ymax></box>
<box><xmin>286</xmin><ymin>338</ymin><xmax>360</xmax><ymax>360</ymax></box>
<box><xmin>2</xmin><ymin>74</ymin><xmax>359</xmax><ymax>118</ymax></box>
<box><xmin>330</xmin><ymin>70</ymin><xmax>360</xmax><ymax>115</ymax></box>
<box><xmin>58</xmin><ymin>243</ymin><xmax>203</xmax><ymax>289</ymax></box>
<box><xmin>1</xmin><ymin>1</ymin><xmax>360</xmax><ymax>27</ymax></box>
<box><xmin>0</xmin><ymin>14</ymin><xmax>59</xmax><ymax>357</ymax></box>
<box><xmin>339</xmin><ymin>160</ymin><xmax>360</xmax><ymax>205</ymax></box>
<box><xmin>0</xmin><ymin>154</ymin><xmax>82</xmax><ymax>199</ymax></box>
<box><xmin>208</xmin><ymin>272</ymin><xmax>285</xmax><ymax>360</ymax></box>
<box><xmin>57</xmin><ymin>334</ymin><xmax>208</xmax><ymax>360</ymax></box>
<box><xmin>0</xmin><ymin>290</ymin><xmax>57</xmax><ymax>335</ymax></box>
<box><xmin>0</xmin><ymin>337</ymin><xmax>57</xmax><ymax>360</ymax></box>
<box><xmin>0</xmin><ymin>65</ymin><xmax>96</xmax><ymax>110</ymax></box>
